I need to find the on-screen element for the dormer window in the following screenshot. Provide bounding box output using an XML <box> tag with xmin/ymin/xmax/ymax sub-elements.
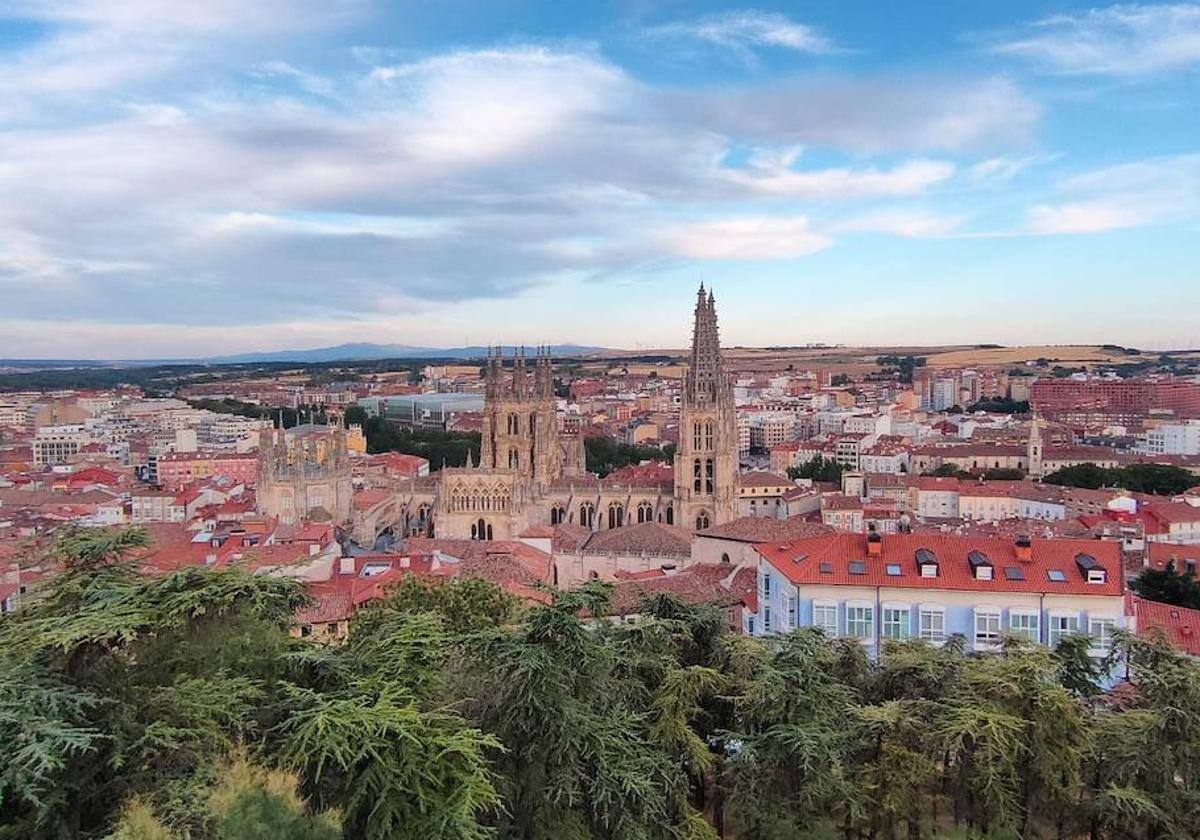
<box><xmin>968</xmin><ymin>549</ymin><xmax>994</xmax><ymax>581</ymax></box>
<box><xmin>916</xmin><ymin>547</ymin><xmax>938</xmax><ymax>578</ymax></box>
<box><xmin>1075</xmin><ymin>553</ymin><xmax>1106</xmax><ymax>585</ymax></box>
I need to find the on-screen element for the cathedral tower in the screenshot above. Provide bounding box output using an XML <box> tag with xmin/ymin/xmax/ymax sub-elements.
<box><xmin>479</xmin><ymin>346</ymin><xmax>563</xmax><ymax>489</ymax></box>
<box><xmin>674</xmin><ymin>285</ymin><xmax>738</xmax><ymax>530</ymax></box>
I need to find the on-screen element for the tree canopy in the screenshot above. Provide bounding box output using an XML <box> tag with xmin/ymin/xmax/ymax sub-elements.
<box><xmin>4</xmin><ymin>529</ymin><xmax>1200</xmax><ymax>839</ymax></box>
<box><xmin>1043</xmin><ymin>462</ymin><xmax>1197</xmax><ymax>496</ymax></box>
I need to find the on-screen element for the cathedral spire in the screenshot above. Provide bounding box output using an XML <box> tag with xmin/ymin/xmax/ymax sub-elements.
<box><xmin>687</xmin><ymin>283</ymin><xmax>725</xmax><ymax>404</ymax></box>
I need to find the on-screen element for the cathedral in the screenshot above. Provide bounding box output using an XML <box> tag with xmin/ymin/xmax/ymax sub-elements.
<box><xmin>371</xmin><ymin>286</ymin><xmax>740</xmax><ymax>542</ymax></box>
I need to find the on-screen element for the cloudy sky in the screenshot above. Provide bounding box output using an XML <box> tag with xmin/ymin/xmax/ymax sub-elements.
<box><xmin>1</xmin><ymin>1</ymin><xmax>1198</xmax><ymax>358</ymax></box>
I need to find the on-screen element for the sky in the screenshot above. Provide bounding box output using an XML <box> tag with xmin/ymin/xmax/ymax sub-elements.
<box><xmin>0</xmin><ymin>1</ymin><xmax>1198</xmax><ymax>358</ymax></box>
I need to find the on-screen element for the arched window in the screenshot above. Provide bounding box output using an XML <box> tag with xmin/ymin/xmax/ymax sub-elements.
<box><xmin>508</xmin><ymin>448</ymin><xmax>519</xmax><ymax>469</ymax></box>
<box><xmin>608</xmin><ymin>503</ymin><xmax>624</xmax><ymax>529</ymax></box>
<box><xmin>693</xmin><ymin>421</ymin><xmax>702</xmax><ymax>450</ymax></box>
<box><xmin>721</xmin><ymin>552</ymin><xmax>730</xmax><ymax>564</ymax></box>
<box><xmin>507</xmin><ymin>413</ymin><xmax>518</xmax><ymax>435</ymax></box>
<box><xmin>664</xmin><ymin>506</ymin><xmax>674</xmax><ymax>525</ymax></box>
<box><xmin>580</xmin><ymin>502</ymin><xmax>595</xmax><ymax>529</ymax></box>
<box><xmin>637</xmin><ymin>502</ymin><xmax>653</xmax><ymax>524</ymax></box>
<box><xmin>695</xmin><ymin>512</ymin><xmax>710</xmax><ymax>531</ymax></box>
<box><xmin>693</xmin><ymin>459</ymin><xmax>702</xmax><ymax>493</ymax></box>
<box><xmin>704</xmin><ymin>458</ymin><xmax>714</xmax><ymax>493</ymax></box>
<box><xmin>704</xmin><ymin>420</ymin><xmax>713</xmax><ymax>451</ymax></box>
<box><xmin>550</xmin><ymin>505</ymin><xmax>565</xmax><ymax>525</ymax></box>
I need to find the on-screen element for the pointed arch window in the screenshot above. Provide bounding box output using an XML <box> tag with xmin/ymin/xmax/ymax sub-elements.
<box><xmin>695</xmin><ymin>512</ymin><xmax>710</xmax><ymax>530</ymax></box>
<box><xmin>508</xmin><ymin>448</ymin><xmax>519</xmax><ymax>469</ymax></box>
<box><xmin>579</xmin><ymin>502</ymin><xmax>595</xmax><ymax>529</ymax></box>
<box><xmin>705</xmin><ymin>458</ymin><xmax>714</xmax><ymax>493</ymax></box>
<box><xmin>693</xmin><ymin>459</ymin><xmax>702</xmax><ymax>493</ymax></box>
<box><xmin>693</xmin><ymin>422</ymin><xmax>702</xmax><ymax>450</ymax></box>
<box><xmin>664</xmin><ymin>506</ymin><xmax>674</xmax><ymax>525</ymax></box>
<box><xmin>608</xmin><ymin>503</ymin><xmax>625</xmax><ymax>529</ymax></box>
<box><xmin>704</xmin><ymin>420</ymin><xmax>713</xmax><ymax>451</ymax></box>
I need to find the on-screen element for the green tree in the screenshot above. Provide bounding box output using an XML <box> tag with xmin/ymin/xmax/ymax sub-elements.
<box><xmin>787</xmin><ymin>455</ymin><xmax>844</xmax><ymax>484</ymax></box>
<box><xmin>1131</xmin><ymin>561</ymin><xmax>1200</xmax><ymax>610</ymax></box>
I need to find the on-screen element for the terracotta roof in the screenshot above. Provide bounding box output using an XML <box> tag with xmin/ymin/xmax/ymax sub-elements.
<box><xmin>738</xmin><ymin>471</ymin><xmax>793</xmax><ymax>488</ymax></box>
<box><xmin>610</xmin><ymin>562</ymin><xmax>757</xmax><ymax>615</ymax></box>
<box><xmin>549</xmin><ymin>522</ymin><xmax>591</xmax><ymax>552</ymax></box>
<box><xmin>1145</xmin><ymin>542</ymin><xmax>1200</xmax><ymax>575</ymax></box>
<box><xmin>580</xmin><ymin>522</ymin><xmax>692</xmax><ymax>557</ymax></box>
<box><xmin>756</xmin><ymin>532</ymin><xmax>1123</xmax><ymax>597</ymax></box>
<box><xmin>697</xmin><ymin>516</ymin><xmax>835</xmax><ymax>544</ymax></box>
<box><xmin>1131</xmin><ymin>597</ymin><xmax>1200</xmax><ymax>656</ymax></box>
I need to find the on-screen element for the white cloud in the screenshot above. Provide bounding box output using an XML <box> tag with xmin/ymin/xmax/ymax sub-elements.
<box><xmin>991</xmin><ymin>3</ymin><xmax>1200</xmax><ymax>75</ymax></box>
<box><xmin>369</xmin><ymin>47</ymin><xmax>631</xmax><ymax>168</ymax></box>
<box><xmin>657</xmin><ymin>215</ymin><xmax>832</xmax><ymax>260</ymax></box>
<box><xmin>1027</xmin><ymin>201</ymin><xmax>1150</xmax><ymax>233</ymax></box>
<box><xmin>644</xmin><ymin>9</ymin><xmax>840</xmax><ymax>60</ymax></box>
<box><xmin>726</xmin><ymin>153</ymin><xmax>955</xmax><ymax>198</ymax></box>
<box><xmin>1025</xmin><ymin>153</ymin><xmax>1200</xmax><ymax>233</ymax></box>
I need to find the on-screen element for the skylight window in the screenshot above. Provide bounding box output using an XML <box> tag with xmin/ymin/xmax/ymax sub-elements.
<box><xmin>1003</xmin><ymin>566</ymin><xmax>1025</xmax><ymax>581</ymax></box>
<box><xmin>819</xmin><ymin>562</ymin><xmax>833</xmax><ymax>574</ymax></box>
<box><xmin>848</xmin><ymin>561</ymin><xmax>867</xmax><ymax>575</ymax></box>
<box><xmin>885</xmin><ymin>564</ymin><xmax>902</xmax><ymax>576</ymax></box>
<box><xmin>1047</xmin><ymin>569</ymin><xmax>1067</xmax><ymax>582</ymax></box>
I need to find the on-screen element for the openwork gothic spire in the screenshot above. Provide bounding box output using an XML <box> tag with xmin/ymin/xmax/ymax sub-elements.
<box><xmin>685</xmin><ymin>284</ymin><xmax>727</xmax><ymax>405</ymax></box>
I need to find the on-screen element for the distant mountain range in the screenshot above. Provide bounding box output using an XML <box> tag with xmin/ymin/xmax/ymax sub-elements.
<box><xmin>204</xmin><ymin>342</ymin><xmax>611</xmax><ymax>364</ymax></box>
<box><xmin>0</xmin><ymin>343</ymin><xmax>613</xmax><ymax>369</ymax></box>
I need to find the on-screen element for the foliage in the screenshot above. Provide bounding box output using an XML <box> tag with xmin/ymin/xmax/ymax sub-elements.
<box><xmin>788</xmin><ymin>454</ymin><xmax>845</xmax><ymax>484</ymax></box>
<box><xmin>1131</xmin><ymin>561</ymin><xmax>1200</xmax><ymax>610</ymax></box>
<box><xmin>344</xmin><ymin>404</ymin><xmax>482</xmax><ymax>468</ymax></box>
<box><xmin>6</xmin><ymin>529</ymin><xmax>1200</xmax><ymax>839</ymax></box>
<box><xmin>876</xmin><ymin>355</ymin><xmax>926</xmax><ymax>384</ymax></box>
<box><xmin>1043</xmin><ymin>462</ymin><xmax>1196</xmax><ymax>496</ymax></box>
<box><xmin>829</xmin><ymin>373</ymin><xmax>851</xmax><ymax>387</ymax></box>
<box><xmin>967</xmin><ymin>397</ymin><xmax>1030</xmax><ymax>414</ymax></box>
<box><xmin>187</xmin><ymin>398</ymin><xmax>329</xmax><ymax>429</ymax></box>
<box><xmin>584</xmin><ymin>434</ymin><xmax>674</xmax><ymax>477</ymax></box>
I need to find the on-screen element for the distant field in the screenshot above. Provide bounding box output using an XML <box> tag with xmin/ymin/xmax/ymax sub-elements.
<box><xmin>595</xmin><ymin>344</ymin><xmax>1195</xmax><ymax>372</ymax></box>
<box><xmin>921</xmin><ymin>345</ymin><xmax>1138</xmax><ymax>367</ymax></box>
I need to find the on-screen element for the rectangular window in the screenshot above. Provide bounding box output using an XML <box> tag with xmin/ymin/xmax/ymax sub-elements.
<box><xmin>919</xmin><ymin>607</ymin><xmax>945</xmax><ymax>643</ymax></box>
<box><xmin>1089</xmin><ymin>618</ymin><xmax>1116</xmax><ymax>651</ymax></box>
<box><xmin>787</xmin><ymin>595</ymin><xmax>798</xmax><ymax>629</ymax></box>
<box><xmin>763</xmin><ymin>606</ymin><xmax>772</xmax><ymax>633</ymax></box>
<box><xmin>974</xmin><ymin>609</ymin><xmax>1001</xmax><ymax>648</ymax></box>
<box><xmin>761</xmin><ymin>572</ymin><xmax>772</xmax><ymax>599</ymax></box>
<box><xmin>882</xmin><ymin>607</ymin><xmax>910</xmax><ymax>640</ymax></box>
<box><xmin>846</xmin><ymin>605</ymin><xmax>873</xmax><ymax>640</ymax></box>
<box><xmin>1009</xmin><ymin>611</ymin><xmax>1040</xmax><ymax>643</ymax></box>
<box><xmin>747</xmin><ymin>615</ymin><xmax>756</xmax><ymax>635</ymax></box>
<box><xmin>813</xmin><ymin>602</ymin><xmax>838</xmax><ymax>636</ymax></box>
<box><xmin>1048</xmin><ymin>614</ymin><xmax>1080</xmax><ymax>648</ymax></box>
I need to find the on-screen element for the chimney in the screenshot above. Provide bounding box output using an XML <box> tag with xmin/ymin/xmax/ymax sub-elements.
<box><xmin>1015</xmin><ymin>534</ymin><xmax>1032</xmax><ymax>562</ymax></box>
<box><xmin>867</xmin><ymin>528</ymin><xmax>882</xmax><ymax>556</ymax></box>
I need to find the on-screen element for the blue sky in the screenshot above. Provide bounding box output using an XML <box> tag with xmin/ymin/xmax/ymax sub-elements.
<box><xmin>0</xmin><ymin>1</ymin><xmax>1198</xmax><ymax>357</ymax></box>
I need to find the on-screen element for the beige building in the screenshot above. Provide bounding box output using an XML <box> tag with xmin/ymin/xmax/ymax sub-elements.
<box><xmin>257</xmin><ymin>424</ymin><xmax>354</xmax><ymax>526</ymax></box>
<box><xmin>361</xmin><ymin>288</ymin><xmax>741</xmax><ymax>546</ymax></box>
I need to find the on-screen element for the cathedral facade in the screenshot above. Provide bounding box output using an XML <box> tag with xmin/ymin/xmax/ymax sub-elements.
<box><xmin>376</xmin><ymin>287</ymin><xmax>740</xmax><ymax>542</ymax></box>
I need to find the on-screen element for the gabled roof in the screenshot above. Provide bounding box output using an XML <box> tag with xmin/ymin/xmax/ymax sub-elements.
<box><xmin>1131</xmin><ymin>597</ymin><xmax>1200</xmax><ymax>656</ymax></box>
<box><xmin>698</xmin><ymin>516</ymin><xmax>834</xmax><ymax>544</ymax></box>
<box><xmin>755</xmin><ymin>532</ymin><xmax>1123</xmax><ymax>596</ymax></box>
<box><xmin>580</xmin><ymin>522</ymin><xmax>692</xmax><ymax>557</ymax></box>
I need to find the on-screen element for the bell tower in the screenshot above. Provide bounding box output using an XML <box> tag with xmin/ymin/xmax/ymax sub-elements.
<box><xmin>674</xmin><ymin>285</ymin><xmax>738</xmax><ymax>530</ymax></box>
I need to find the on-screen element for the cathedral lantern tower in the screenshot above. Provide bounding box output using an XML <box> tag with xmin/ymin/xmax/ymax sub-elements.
<box><xmin>674</xmin><ymin>284</ymin><xmax>738</xmax><ymax>530</ymax></box>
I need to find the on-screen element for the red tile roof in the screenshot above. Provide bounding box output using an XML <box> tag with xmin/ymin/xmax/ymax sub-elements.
<box><xmin>698</xmin><ymin>516</ymin><xmax>834</xmax><ymax>544</ymax></box>
<box><xmin>755</xmin><ymin>532</ymin><xmax>1123</xmax><ymax>597</ymax></box>
<box><xmin>1131</xmin><ymin>597</ymin><xmax>1200</xmax><ymax>656</ymax></box>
